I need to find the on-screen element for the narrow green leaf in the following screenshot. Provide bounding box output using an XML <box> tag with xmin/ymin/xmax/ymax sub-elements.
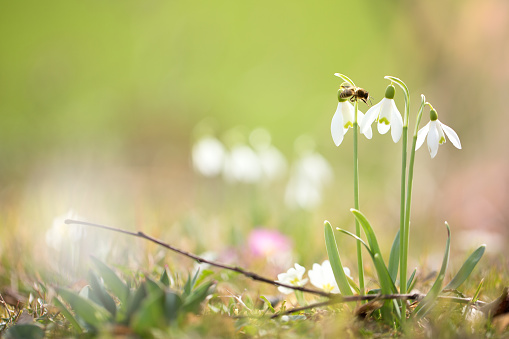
<box><xmin>336</xmin><ymin>228</ymin><xmax>370</xmax><ymax>252</ymax></box>
<box><xmin>52</xmin><ymin>297</ymin><xmax>83</xmax><ymax>333</ymax></box>
<box><xmin>414</xmin><ymin>223</ymin><xmax>451</xmax><ymax>317</ymax></box>
<box><xmin>195</xmin><ymin>269</ymin><xmax>214</xmax><ymax>287</ymax></box>
<box><xmin>444</xmin><ymin>245</ymin><xmax>485</xmax><ymax>290</ymax></box>
<box><xmin>160</xmin><ymin>268</ymin><xmax>171</xmax><ymax>287</ymax></box>
<box><xmin>131</xmin><ymin>293</ymin><xmax>166</xmax><ymax>334</ymax></box>
<box><xmin>407</xmin><ymin>268</ymin><xmax>417</xmax><ymax>291</ymax></box>
<box><xmin>4</xmin><ymin>324</ymin><xmax>44</xmax><ymax>339</ymax></box>
<box><xmin>324</xmin><ymin>221</ymin><xmax>353</xmax><ymax>296</ymax></box>
<box><xmin>183</xmin><ymin>269</ymin><xmax>201</xmax><ymax>297</ymax></box>
<box><xmin>260</xmin><ymin>296</ymin><xmax>275</xmax><ymax>314</ymax></box>
<box><xmin>164</xmin><ymin>292</ymin><xmax>183</xmax><ymax>322</ymax></box>
<box><xmin>57</xmin><ymin>288</ymin><xmax>110</xmax><ymax>328</ymax></box>
<box><xmin>182</xmin><ymin>281</ymin><xmax>214</xmax><ymax>314</ymax></box>
<box><xmin>145</xmin><ymin>278</ymin><xmax>165</xmax><ymax>297</ymax></box>
<box><xmin>388</xmin><ymin>231</ymin><xmax>400</xmax><ymax>284</ymax></box>
<box><xmin>350</xmin><ymin>209</ymin><xmax>398</xmax><ymax>294</ymax></box>
<box><xmin>125</xmin><ymin>284</ymin><xmax>147</xmax><ymax>324</ymax></box>
<box><xmin>472</xmin><ymin>278</ymin><xmax>484</xmax><ymax>303</ymax></box>
<box><xmin>337</xmin><ymin>227</ymin><xmax>397</xmax><ymax>294</ymax></box>
<box><xmin>88</xmin><ymin>271</ymin><xmax>117</xmax><ymax>317</ymax></box>
<box><xmin>91</xmin><ymin>257</ymin><xmax>129</xmax><ymax>305</ymax></box>
<box><xmin>334</xmin><ymin>73</ymin><xmax>356</xmax><ymax>86</ymax></box>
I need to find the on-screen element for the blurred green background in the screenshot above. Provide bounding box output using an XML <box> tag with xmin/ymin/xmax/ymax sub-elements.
<box><xmin>0</xmin><ymin>0</ymin><xmax>508</xmax><ymax>280</ymax></box>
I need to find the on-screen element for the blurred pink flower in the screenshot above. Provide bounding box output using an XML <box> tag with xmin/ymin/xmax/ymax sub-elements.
<box><xmin>248</xmin><ymin>229</ymin><xmax>292</xmax><ymax>259</ymax></box>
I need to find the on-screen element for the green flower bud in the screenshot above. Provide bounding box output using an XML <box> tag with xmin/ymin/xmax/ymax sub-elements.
<box><xmin>337</xmin><ymin>89</ymin><xmax>348</xmax><ymax>102</ymax></box>
<box><xmin>430</xmin><ymin>109</ymin><xmax>438</xmax><ymax>121</ymax></box>
<box><xmin>384</xmin><ymin>85</ymin><xmax>395</xmax><ymax>99</ymax></box>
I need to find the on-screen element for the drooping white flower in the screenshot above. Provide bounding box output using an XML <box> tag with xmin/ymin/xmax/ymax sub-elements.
<box><xmin>331</xmin><ymin>100</ymin><xmax>373</xmax><ymax>146</ymax></box>
<box><xmin>192</xmin><ymin>136</ymin><xmax>226</xmax><ymax>177</ymax></box>
<box><xmin>284</xmin><ymin>137</ymin><xmax>333</xmax><ymax>210</ymax></box>
<box><xmin>276</xmin><ymin>263</ymin><xmax>309</xmax><ymax>294</ymax></box>
<box><xmin>308</xmin><ymin>260</ymin><xmax>351</xmax><ymax>294</ymax></box>
<box><xmin>360</xmin><ymin>85</ymin><xmax>403</xmax><ymax>143</ymax></box>
<box><xmin>416</xmin><ymin>109</ymin><xmax>461</xmax><ymax>158</ymax></box>
<box><xmin>223</xmin><ymin>144</ymin><xmax>263</xmax><ymax>183</ymax></box>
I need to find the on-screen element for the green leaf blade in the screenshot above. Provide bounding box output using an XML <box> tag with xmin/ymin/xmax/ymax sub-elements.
<box><xmin>388</xmin><ymin>231</ymin><xmax>400</xmax><ymax>284</ymax></box>
<box><xmin>91</xmin><ymin>257</ymin><xmax>129</xmax><ymax>306</ymax></box>
<box><xmin>414</xmin><ymin>223</ymin><xmax>451</xmax><ymax>318</ymax></box>
<box><xmin>324</xmin><ymin>221</ymin><xmax>353</xmax><ymax>296</ymax></box>
<box><xmin>56</xmin><ymin>288</ymin><xmax>111</xmax><ymax>329</ymax></box>
<box><xmin>444</xmin><ymin>245</ymin><xmax>485</xmax><ymax>290</ymax></box>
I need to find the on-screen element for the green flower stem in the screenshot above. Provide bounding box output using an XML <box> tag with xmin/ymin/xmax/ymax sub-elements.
<box><xmin>385</xmin><ymin>75</ymin><xmax>410</xmax><ymax>325</ymax></box>
<box><xmin>402</xmin><ymin>95</ymin><xmax>425</xmax><ymax>321</ymax></box>
<box><xmin>399</xmin><ymin>124</ymin><xmax>408</xmax><ymax>318</ymax></box>
<box><xmin>295</xmin><ymin>290</ymin><xmax>307</xmax><ymax>306</ymax></box>
<box><xmin>353</xmin><ymin>100</ymin><xmax>364</xmax><ymax>295</ymax></box>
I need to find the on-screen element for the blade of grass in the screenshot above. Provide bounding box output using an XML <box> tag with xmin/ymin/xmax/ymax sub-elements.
<box><xmin>91</xmin><ymin>257</ymin><xmax>129</xmax><ymax>306</ymax></box>
<box><xmin>324</xmin><ymin>221</ymin><xmax>353</xmax><ymax>296</ymax></box>
<box><xmin>56</xmin><ymin>288</ymin><xmax>111</xmax><ymax>329</ymax></box>
<box><xmin>407</xmin><ymin>268</ymin><xmax>417</xmax><ymax>292</ymax></box>
<box><xmin>444</xmin><ymin>245</ymin><xmax>485</xmax><ymax>290</ymax></box>
<box><xmin>52</xmin><ymin>297</ymin><xmax>83</xmax><ymax>333</ymax></box>
<box><xmin>413</xmin><ymin>222</ymin><xmax>451</xmax><ymax>318</ymax></box>
<box><xmin>388</xmin><ymin>231</ymin><xmax>400</xmax><ymax>284</ymax></box>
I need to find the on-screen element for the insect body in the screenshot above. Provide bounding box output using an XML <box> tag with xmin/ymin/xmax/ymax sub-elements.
<box><xmin>339</xmin><ymin>82</ymin><xmax>370</xmax><ymax>104</ymax></box>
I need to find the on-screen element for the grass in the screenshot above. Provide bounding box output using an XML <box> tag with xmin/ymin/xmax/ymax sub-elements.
<box><xmin>0</xmin><ymin>157</ymin><xmax>507</xmax><ymax>337</ymax></box>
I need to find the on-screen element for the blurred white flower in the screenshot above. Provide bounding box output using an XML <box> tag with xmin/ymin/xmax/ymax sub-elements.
<box><xmin>46</xmin><ymin>210</ymin><xmax>86</xmax><ymax>250</ymax></box>
<box><xmin>331</xmin><ymin>101</ymin><xmax>373</xmax><ymax>146</ymax></box>
<box><xmin>308</xmin><ymin>260</ymin><xmax>351</xmax><ymax>294</ymax></box>
<box><xmin>360</xmin><ymin>85</ymin><xmax>403</xmax><ymax>143</ymax></box>
<box><xmin>416</xmin><ymin>109</ymin><xmax>461</xmax><ymax>158</ymax></box>
<box><xmin>223</xmin><ymin>144</ymin><xmax>262</xmax><ymax>183</ymax></box>
<box><xmin>250</xmin><ymin>128</ymin><xmax>287</xmax><ymax>181</ymax></box>
<box><xmin>192</xmin><ymin>136</ymin><xmax>226</xmax><ymax>177</ymax></box>
<box><xmin>276</xmin><ymin>263</ymin><xmax>308</xmax><ymax>294</ymax></box>
<box><xmin>285</xmin><ymin>143</ymin><xmax>333</xmax><ymax>210</ymax></box>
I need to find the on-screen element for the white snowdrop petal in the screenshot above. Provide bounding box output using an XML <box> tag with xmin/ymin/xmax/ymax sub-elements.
<box><xmin>331</xmin><ymin>104</ymin><xmax>345</xmax><ymax>146</ymax></box>
<box><xmin>361</xmin><ymin>101</ymin><xmax>382</xmax><ymax>134</ymax></box>
<box><xmin>377</xmin><ymin>120</ymin><xmax>391</xmax><ymax>134</ymax></box>
<box><xmin>390</xmin><ymin>101</ymin><xmax>403</xmax><ymax>143</ymax></box>
<box><xmin>440</xmin><ymin>121</ymin><xmax>462</xmax><ymax>149</ymax></box>
<box><xmin>416</xmin><ymin>122</ymin><xmax>430</xmax><ymax>150</ymax></box>
<box><xmin>427</xmin><ymin>121</ymin><xmax>439</xmax><ymax>158</ymax></box>
<box><xmin>358</xmin><ymin>112</ymin><xmax>373</xmax><ymax>139</ymax></box>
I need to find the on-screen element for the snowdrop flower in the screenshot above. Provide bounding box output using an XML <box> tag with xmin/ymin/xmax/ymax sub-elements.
<box><xmin>361</xmin><ymin>85</ymin><xmax>403</xmax><ymax>143</ymax></box>
<box><xmin>249</xmin><ymin>128</ymin><xmax>288</xmax><ymax>181</ymax></box>
<box><xmin>276</xmin><ymin>263</ymin><xmax>308</xmax><ymax>294</ymax></box>
<box><xmin>285</xmin><ymin>138</ymin><xmax>333</xmax><ymax>210</ymax></box>
<box><xmin>308</xmin><ymin>260</ymin><xmax>351</xmax><ymax>294</ymax></box>
<box><xmin>192</xmin><ymin>136</ymin><xmax>226</xmax><ymax>177</ymax></box>
<box><xmin>223</xmin><ymin>144</ymin><xmax>263</xmax><ymax>183</ymax></box>
<box><xmin>416</xmin><ymin>108</ymin><xmax>461</xmax><ymax>158</ymax></box>
<box><xmin>331</xmin><ymin>100</ymin><xmax>373</xmax><ymax>146</ymax></box>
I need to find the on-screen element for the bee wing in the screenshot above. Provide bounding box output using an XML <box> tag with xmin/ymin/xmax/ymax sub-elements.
<box><xmin>339</xmin><ymin>82</ymin><xmax>352</xmax><ymax>89</ymax></box>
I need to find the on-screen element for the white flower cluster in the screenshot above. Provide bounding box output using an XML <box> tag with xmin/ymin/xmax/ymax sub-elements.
<box><xmin>192</xmin><ymin>129</ymin><xmax>333</xmax><ymax>210</ymax></box>
<box><xmin>275</xmin><ymin>260</ymin><xmax>352</xmax><ymax>294</ymax></box>
<box><xmin>192</xmin><ymin>128</ymin><xmax>287</xmax><ymax>183</ymax></box>
<box><xmin>331</xmin><ymin>78</ymin><xmax>462</xmax><ymax>158</ymax></box>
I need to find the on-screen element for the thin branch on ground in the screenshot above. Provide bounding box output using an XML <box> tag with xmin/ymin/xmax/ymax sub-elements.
<box><xmin>65</xmin><ymin>219</ymin><xmax>333</xmax><ymax>298</ymax></box>
<box><xmin>273</xmin><ymin>293</ymin><xmax>487</xmax><ymax>318</ymax></box>
<box><xmin>65</xmin><ymin>219</ymin><xmax>489</xmax><ymax>317</ymax></box>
